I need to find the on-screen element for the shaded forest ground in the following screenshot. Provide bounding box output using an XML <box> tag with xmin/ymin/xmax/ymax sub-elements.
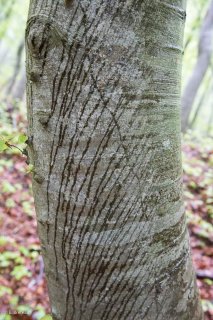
<box><xmin>0</xmin><ymin>130</ymin><xmax>212</xmax><ymax>319</ymax></box>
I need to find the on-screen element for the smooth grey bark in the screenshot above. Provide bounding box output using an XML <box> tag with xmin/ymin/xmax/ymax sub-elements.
<box><xmin>26</xmin><ymin>1</ymin><xmax>203</xmax><ymax>319</ymax></box>
<box><xmin>181</xmin><ymin>0</ymin><xmax>213</xmax><ymax>132</ymax></box>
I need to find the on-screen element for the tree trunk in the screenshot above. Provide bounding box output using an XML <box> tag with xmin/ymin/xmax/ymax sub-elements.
<box><xmin>181</xmin><ymin>0</ymin><xmax>213</xmax><ymax>132</ymax></box>
<box><xmin>6</xmin><ymin>41</ymin><xmax>24</xmax><ymax>96</ymax></box>
<box><xmin>11</xmin><ymin>69</ymin><xmax>26</xmax><ymax>101</ymax></box>
<box><xmin>189</xmin><ymin>77</ymin><xmax>211</xmax><ymax>130</ymax></box>
<box><xmin>26</xmin><ymin>1</ymin><xmax>203</xmax><ymax>319</ymax></box>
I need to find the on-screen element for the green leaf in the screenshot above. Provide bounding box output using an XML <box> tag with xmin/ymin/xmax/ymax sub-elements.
<box><xmin>22</xmin><ymin>201</ymin><xmax>33</xmax><ymax>216</ymax></box>
<box><xmin>9</xmin><ymin>295</ymin><xmax>19</xmax><ymax>306</ymax></box>
<box><xmin>15</xmin><ymin>256</ymin><xmax>25</xmax><ymax>264</ymax></box>
<box><xmin>0</xmin><ymin>140</ymin><xmax>7</xmax><ymax>151</ymax></box>
<box><xmin>33</xmin><ymin>305</ymin><xmax>46</xmax><ymax>320</ymax></box>
<box><xmin>17</xmin><ymin>304</ymin><xmax>32</xmax><ymax>314</ymax></box>
<box><xmin>2</xmin><ymin>181</ymin><xmax>16</xmax><ymax>193</ymax></box>
<box><xmin>0</xmin><ymin>314</ymin><xmax>11</xmax><ymax>320</ymax></box>
<box><xmin>0</xmin><ymin>251</ymin><xmax>19</xmax><ymax>261</ymax></box>
<box><xmin>0</xmin><ymin>286</ymin><xmax>12</xmax><ymax>297</ymax></box>
<box><xmin>30</xmin><ymin>251</ymin><xmax>39</xmax><ymax>259</ymax></box>
<box><xmin>204</xmin><ymin>278</ymin><xmax>213</xmax><ymax>286</ymax></box>
<box><xmin>0</xmin><ymin>260</ymin><xmax>10</xmax><ymax>267</ymax></box>
<box><xmin>40</xmin><ymin>315</ymin><xmax>53</xmax><ymax>320</ymax></box>
<box><xmin>5</xmin><ymin>198</ymin><xmax>16</xmax><ymax>208</ymax></box>
<box><xmin>18</xmin><ymin>134</ymin><xmax>28</xmax><ymax>144</ymax></box>
<box><xmin>19</xmin><ymin>246</ymin><xmax>30</xmax><ymax>257</ymax></box>
<box><xmin>11</xmin><ymin>265</ymin><xmax>32</xmax><ymax>280</ymax></box>
<box><xmin>201</xmin><ymin>299</ymin><xmax>213</xmax><ymax>313</ymax></box>
<box><xmin>26</xmin><ymin>164</ymin><xmax>34</xmax><ymax>173</ymax></box>
<box><xmin>0</xmin><ymin>236</ymin><xmax>10</xmax><ymax>246</ymax></box>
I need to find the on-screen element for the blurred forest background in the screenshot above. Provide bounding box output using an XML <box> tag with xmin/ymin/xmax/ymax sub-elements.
<box><xmin>0</xmin><ymin>0</ymin><xmax>212</xmax><ymax>319</ymax></box>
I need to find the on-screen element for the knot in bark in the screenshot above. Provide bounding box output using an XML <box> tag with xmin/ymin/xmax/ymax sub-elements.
<box><xmin>26</xmin><ymin>16</ymin><xmax>66</xmax><ymax>59</ymax></box>
<box><xmin>27</xmin><ymin>19</ymin><xmax>51</xmax><ymax>58</ymax></box>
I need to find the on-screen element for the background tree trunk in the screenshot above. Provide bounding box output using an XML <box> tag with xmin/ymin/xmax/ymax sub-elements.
<box><xmin>11</xmin><ymin>70</ymin><xmax>26</xmax><ymax>101</ymax></box>
<box><xmin>181</xmin><ymin>0</ymin><xmax>213</xmax><ymax>132</ymax></box>
<box><xmin>6</xmin><ymin>40</ymin><xmax>24</xmax><ymax>96</ymax></box>
<box><xmin>26</xmin><ymin>1</ymin><xmax>203</xmax><ymax>319</ymax></box>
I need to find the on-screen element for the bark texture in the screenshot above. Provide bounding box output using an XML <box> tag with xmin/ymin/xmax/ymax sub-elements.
<box><xmin>26</xmin><ymin>1</ymin><xmax>203</xmax><ymax>319</ymax></box>
<box><xmin>181</xmin><ymin>0</ymin><xmax>213</xmax><ymax>132</ymax></box>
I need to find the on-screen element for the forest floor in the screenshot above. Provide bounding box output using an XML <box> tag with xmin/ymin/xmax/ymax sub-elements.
<box><xmin>0</xmin><ymin>133</ymin><xmax>212</xmax><ymax>320</ymax></box>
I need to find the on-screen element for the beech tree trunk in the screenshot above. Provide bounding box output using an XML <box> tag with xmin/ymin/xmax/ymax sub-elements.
<box><xmin>26</xmin><ymin>1</ymin><xmax>203</xmax><ymax>319</ymax></box>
